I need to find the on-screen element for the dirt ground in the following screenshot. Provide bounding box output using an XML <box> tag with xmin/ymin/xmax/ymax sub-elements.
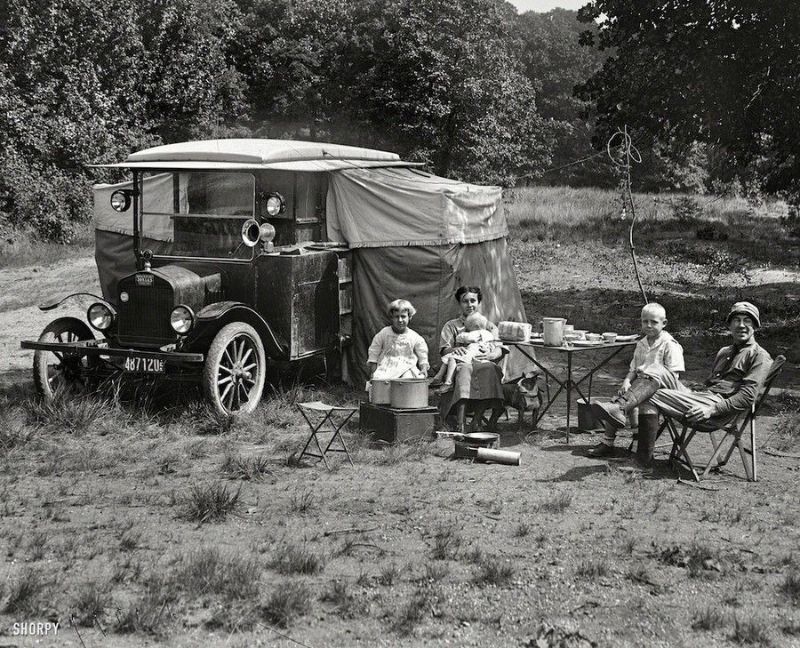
<box><xmin>1</xmin><ymin>245</ymin><xmax>799</xmax><ymax>648</ymax></box>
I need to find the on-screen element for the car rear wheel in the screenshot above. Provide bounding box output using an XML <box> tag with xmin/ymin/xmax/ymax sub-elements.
<box><xmin>202</xmin><ymin>322</ymin><xmax>266</xmax><ymax>416</ymax></box>
<box><xmin>33</xmin><ymin>317</ymin><xmax>98</xmax><ymax>401</ymax></box>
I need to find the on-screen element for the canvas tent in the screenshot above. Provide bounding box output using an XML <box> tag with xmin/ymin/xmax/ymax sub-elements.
<box><xmin>92</xmin><ymin>140</ymin><xmax>528</xmax><ymax>386</ymax></box>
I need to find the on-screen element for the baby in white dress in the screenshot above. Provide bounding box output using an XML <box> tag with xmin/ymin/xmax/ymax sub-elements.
<box><xmin>431</xmin><ymin>313</ymin><xmax>496</xmax><ymax>393</ymax></box>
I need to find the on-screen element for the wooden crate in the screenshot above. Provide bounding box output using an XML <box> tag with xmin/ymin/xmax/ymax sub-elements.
<box><xmin>359</xmin><ymin>402</ymin><xmax>437</xmax><ymax>444</ymax></box>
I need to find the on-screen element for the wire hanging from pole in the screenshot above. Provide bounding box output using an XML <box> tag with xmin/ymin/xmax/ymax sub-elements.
<box><xmin>607</xmin><ymin>125</ymin><xmax>648</xmax><ymax>305</ymax></box>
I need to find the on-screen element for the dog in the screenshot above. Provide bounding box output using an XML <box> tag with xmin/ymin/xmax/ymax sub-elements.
<box><xmin>502</xmin><ymin>370</ymin><xmax>544</xmax><ymax>430</ymax></box>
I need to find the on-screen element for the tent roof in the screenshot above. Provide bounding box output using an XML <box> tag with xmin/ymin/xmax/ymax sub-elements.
<box><xmin>90</xmin><ymin>139</ymin><xmax>418</xmax><ymax>172</ymax></box>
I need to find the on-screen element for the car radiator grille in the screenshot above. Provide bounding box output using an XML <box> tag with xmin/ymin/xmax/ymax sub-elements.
<box><xmin>118</xmin><ymin>281</ymin><xmax>175</xmax><ymax>346</ymax></box>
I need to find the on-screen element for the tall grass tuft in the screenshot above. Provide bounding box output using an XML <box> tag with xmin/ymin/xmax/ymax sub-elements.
<box><xmin>430</xmin><ymin>521</ymin><xmax>462</xmax><ymax>560</ymax></box>
<box><xmin>770</xmin><ymin>411</ymin><xmax>800</xmax><ymax>452</ymax></box>
<box><xmin>392</xmin><ymin>585</ymin><xmax>441</xmax><ymax>635</ymax></box>
<box><xmin>0</xmin><ymin>401</ymin><xmax>34</xmax><ymax>449</ymax></box>
<box><xmin>172</xmin><ymin>547</ymin><xmax>261</xmax><ymax>600</ymax></box>
<box><xmin>26</xmin><ymin>388</ymin><xmax>118</xmax><ymax>435</ymax></box>
<box><xmin>731</xmin><ymin>613</ymin><xmax>772</xmax><ymax>645</ymax></box>
<box><xmin>575</xmin><ymin>560</ymin><xmax>609</xmax><ymax>579</ymax></box>
<box><xmin>70</xmin><ymin>580</ymin><xmax>109</xmax><ymax>627</ymax></box>
<box><xmin>473</xmin><ymin>556</ymin><xmax>514</xmax><ymax>587</ymax></box>
<box><xmin>220</xmin><ymin>452</ymin><xmax>272</xmax><ymax>480</ymax></box>
<box><xmin>270</xmin><ymin>543</ymin><xmax>325</xmax><ymax>575</ymax></box>
<box><xmin>261</xmin><ymin>582</ymin><xmax>312</xmax><ymax>628</ymax></box>
<box><xmin>780</xmin><ymin>571</ymin><xmax>800</xmax><ymax>606</ymax></box>
<box><xmin>3</xmin><ymin>568</ymin><xmax>51</xmax><ymax>615</ymax></box>
<box><xmin>114</xmin><ymin>575</ymin><xmax>177</xmax><ymax>635</ymax></box>
<box><xmin>181</xmin><ymin>483</ymin><xmax>241</xmax><ymax>523</ymax></box>
<box><xmin>692</xmin><ymin>606</ymin><xmax>728</xmax><ymax>631</ymax></box>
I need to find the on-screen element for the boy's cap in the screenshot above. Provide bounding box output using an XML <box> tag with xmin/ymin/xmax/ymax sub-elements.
<box><xmin>726</xmin><ymin>301</ymin><xmax>760</xmax><ymax>328</ymax></box>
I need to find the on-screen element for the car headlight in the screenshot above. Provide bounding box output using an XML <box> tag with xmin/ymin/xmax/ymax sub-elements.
<box><xmin>88</xmin><ymin>302</ymin><xmax>115</xmax><ymax>331</ymax></box>
<box><xmin>170</xmin><ymin>305</ymin><xmax>195</xmax><ymax>334</ymax></box>
<box><xmin>266</xmin><ymin>192</ymin><xmax>285</xmax><ymax>217</ymax></box>
<box><xmin>110</xmin><ymin>190</ymin><xmax>131</xmax><ymax>212</ymax></box>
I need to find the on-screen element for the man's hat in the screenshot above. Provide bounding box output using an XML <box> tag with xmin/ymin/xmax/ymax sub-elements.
<box><xmin>726</xmin><ymin>301</ymin><xmax>761</xmax><ymax>328</ymax></box>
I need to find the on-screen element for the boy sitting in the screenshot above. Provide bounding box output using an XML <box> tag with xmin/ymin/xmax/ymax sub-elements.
<box><xmin>588</xmin><ymin>302</ymin><xmax>684</xmax><ymax>465</ymax></box>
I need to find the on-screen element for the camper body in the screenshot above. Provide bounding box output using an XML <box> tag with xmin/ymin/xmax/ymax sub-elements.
<box><xmin>21</xmin><ymin>140</ymin><xmax>403</xmax><ymax>415</ymax></box>
<box><xmin>21</xmin><ymin>138</ymin><xmax>526</xmax><ymax>416</ymax></box>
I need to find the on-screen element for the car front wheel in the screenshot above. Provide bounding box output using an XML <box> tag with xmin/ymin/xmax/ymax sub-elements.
<box><xmin>202</xmin><ymin>322</ymin><xmax>266</xmax><ymax>416</ymax></box>
<box><xmin>33</xmin><ymin>317</ymin><xmax>98</xmax><ymax>401</ymax></box>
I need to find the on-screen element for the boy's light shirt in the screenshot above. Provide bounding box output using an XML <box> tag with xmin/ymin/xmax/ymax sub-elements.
<box><xmin>630</xmin><ymin>330</ymin><xmax>685</xmax><ymax>374</ymax></box>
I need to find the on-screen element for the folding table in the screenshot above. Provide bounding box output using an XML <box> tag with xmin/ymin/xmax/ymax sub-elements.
<box><xmin>506</xmin><ymin>340</ymin><xmax>637</xmax><ymax>442</ymax></box>
<box><xmin>296</xmin><ymin>401</ymin><xmax>358</xmax><ymax>469</ymax></box>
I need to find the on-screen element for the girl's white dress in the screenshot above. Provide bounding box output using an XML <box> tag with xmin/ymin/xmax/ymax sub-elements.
<box><xmin>368</xmin><ymin>326</ymin><xmax>429</xmax><ymax>380</ymax></box>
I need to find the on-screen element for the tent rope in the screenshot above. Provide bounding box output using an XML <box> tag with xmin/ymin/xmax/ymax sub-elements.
<box><xmin>606</xmin><ymin>125</ymin><xmax>648</xmax><ymax>305</ymax></box>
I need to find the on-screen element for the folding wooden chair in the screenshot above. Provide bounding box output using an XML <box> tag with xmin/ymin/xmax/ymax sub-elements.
<box><xmin>296</xmin><ymin>401</ymin><xmax>357</xmax><ymax>470</ymax></box>
<box><xmin>658</xmin><ymin>355</ymin><xmax>785</xmax><ymax>482</ymax></box>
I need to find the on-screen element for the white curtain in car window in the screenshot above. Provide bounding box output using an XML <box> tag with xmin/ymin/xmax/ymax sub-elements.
<box><xmin>93</xmin><ymin>173</ymin><xmax>184</xmax><ymax>241</ymax></box>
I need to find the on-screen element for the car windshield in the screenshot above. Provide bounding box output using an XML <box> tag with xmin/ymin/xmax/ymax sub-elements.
<box><xmin>141</xmin><ymin>172</ymin><xmax>256</xmax><ymax>259</ymax></box>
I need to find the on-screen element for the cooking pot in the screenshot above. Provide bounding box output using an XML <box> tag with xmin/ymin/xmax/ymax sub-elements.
<box><xmin>390</xmin><ymin>378</ymin><xmax>430</xmax><ymax>409</ymax></box>
<box><xmin>370</xmin><ymin>379</ymin><xmax>392</xmax><ymax>405</ymax></box>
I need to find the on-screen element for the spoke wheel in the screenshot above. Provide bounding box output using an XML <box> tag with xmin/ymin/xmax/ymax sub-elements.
<box><xmin>33</xmin><ymin>317</ymin><xmax>98</xmax><ymax>401</ymax></box>
<box><xmin>202</xmin><ymin>323</ymin><xmax>266</xmax><ymax>416</ymax></box>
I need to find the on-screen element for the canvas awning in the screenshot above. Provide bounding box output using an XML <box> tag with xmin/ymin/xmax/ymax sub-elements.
<box><xmin>326</xmin><ymin>167</ymin><xmax>507</xmax><ymax>248</ymax></box>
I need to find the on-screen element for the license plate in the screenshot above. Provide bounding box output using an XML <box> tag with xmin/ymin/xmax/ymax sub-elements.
<box><xmin>123</xmin><ymin>357</ymin><xmax>165</xmax><ymax>373</ymax></box>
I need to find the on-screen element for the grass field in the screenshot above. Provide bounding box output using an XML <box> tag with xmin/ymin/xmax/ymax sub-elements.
<box><xmin>0</xmin><ymin>186</ymin><xmax>798</xmax><ymax>647</ymax></box>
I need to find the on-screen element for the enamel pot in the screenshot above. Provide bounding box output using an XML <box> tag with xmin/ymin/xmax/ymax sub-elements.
<box><xmin>389</xmin><ymin>378</ymin><xmax>430</xmax><ymax>409</ymax></box>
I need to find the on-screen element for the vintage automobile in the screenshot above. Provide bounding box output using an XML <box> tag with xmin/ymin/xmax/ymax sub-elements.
<box><xmin>21</xmin><ymin>139</ymin><xmax>409</xmax><ymax>415</ymax></box>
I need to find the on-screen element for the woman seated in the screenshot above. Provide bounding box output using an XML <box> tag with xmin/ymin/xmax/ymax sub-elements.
<box><xmin>367</xmin><ymin>299</ymin><xmax>430</xmax><ymax>382</ymax></box>
<box><xmin>437</xmin><ymin>286</ymin><xmax>507</xmax><ymax>432</ymax></box>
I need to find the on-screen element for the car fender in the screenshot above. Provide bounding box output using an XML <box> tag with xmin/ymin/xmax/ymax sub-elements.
<box><xmin>192</xmin><ymin>302</ymin><xmax>288</xmax><ymax>359</ymax></box>
<box><xmin>38</xmin><ymin>292</ymin><xmax>107</xmax><ymax>311</ymax></box>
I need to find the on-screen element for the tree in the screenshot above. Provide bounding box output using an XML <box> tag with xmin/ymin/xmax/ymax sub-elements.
<box><xmin>577</xmin><ymin>1</ymin><xmax>800</xmax><ymax>200</ymax></box>
<box><xmin>234</xmin><ymin>0</ymin><xmax>551</xmax><ymax>185</ymax></box>
<box><xmin>515</xmin><ymin>8</ymin><xmax>609</xmax><ymax>185</ymax></box>
<box><xmin>346</xmin><ymin>0</ymin><xmax>551</xmax><ymax>184</ymax></box>
<box><xmin>140</xmin><ymin>0</ymin><xmax>249</xmax><ymax>141</ymax></box>
<box><xmin>0</xmin><ymin>0</ymin><xmax>154</xmax><ymax>240</ymax></box>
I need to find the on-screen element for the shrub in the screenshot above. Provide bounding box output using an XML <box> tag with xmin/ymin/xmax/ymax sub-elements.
<box><xmin>114</xmin><ymin>575</ymin><xmax>177</xmax><ymax>635</ymax></box>
<box><xmin>270</xmin><ymin>544</ymin><xmax>324</xmax><ymax>575</ymax></box>
<box><xmin>473</xmin><ymin>557</ymin><xmax>514</xmax><ymax>587</ymax></box>
<box><xmin>261</xmin><ymin>583</ymin><xmax>312</xmax><ymax>628</ymax></box>
<box><xmin>430</xmin><ymin>521</ymin><xmax>462</xmax><ymax>560</ymax></box>
<box><xmin>692</xmin><ymin>606</ymin><xmax>728</xmax><ymax>631</ymax></box>
<box><xmin>173</xmin><ymin>548</ymin><xmax>261</xmax><ymax>600</ymax></box>
<box><xmin>70</xmin><ymin>580</ymin><xmax>109</xmax><ymax>627</ymax></box>
<box><xmin>3</xmin><ymin>568</ymin><xmax>52</xmax><ymax>615</ymax></box>
<box><xmin>220</xmin><ymin>453</ymin><xmax>272</xmax><ymax>480</ymax></box>
<box><xmin>181</xmin><ymin>483</ymin><xmax>241</xmax><ymax>523</ymax></box>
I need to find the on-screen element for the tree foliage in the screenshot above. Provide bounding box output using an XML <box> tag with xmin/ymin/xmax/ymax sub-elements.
<box><xmin>1</xmin><ymin>0</ymin><xmax>557</xmax><ymax>239</ymax></box>
<box><xmin>577</xmin><ymin>0</ymin><xmax>800</xmax><ymax>200</ymax></box>
<box><xmin>235</xmin><ymin>0</ymin><xmax>550</xmax><ymax>184</ymax></box>
<box><xmin>0</xmin><ymin>0</ymin><xmax>248</xmax><ymax>241</ymax></box>
<box><xmin>516</xmin><ymin>8</ymin><xmax>608</xmax><ymax>185</ymax></box>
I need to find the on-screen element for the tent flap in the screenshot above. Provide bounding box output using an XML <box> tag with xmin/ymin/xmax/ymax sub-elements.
<box><xmin>348</xmin><ymin>238</ymin><xmax>526</xmax><ymax>386</ymax></box>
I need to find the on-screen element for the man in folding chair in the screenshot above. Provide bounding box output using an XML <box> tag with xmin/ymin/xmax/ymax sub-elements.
<box><xmin>592</xmin><ymin>302</ymin><xmax>772</xmax><ymax>474</ymax></box>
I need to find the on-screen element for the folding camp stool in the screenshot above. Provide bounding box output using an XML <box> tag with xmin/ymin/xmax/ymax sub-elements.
<box><xmin>296</xmin><ymin>401</ymin><xmax>357</xmax><ymax>470</ymax></box>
